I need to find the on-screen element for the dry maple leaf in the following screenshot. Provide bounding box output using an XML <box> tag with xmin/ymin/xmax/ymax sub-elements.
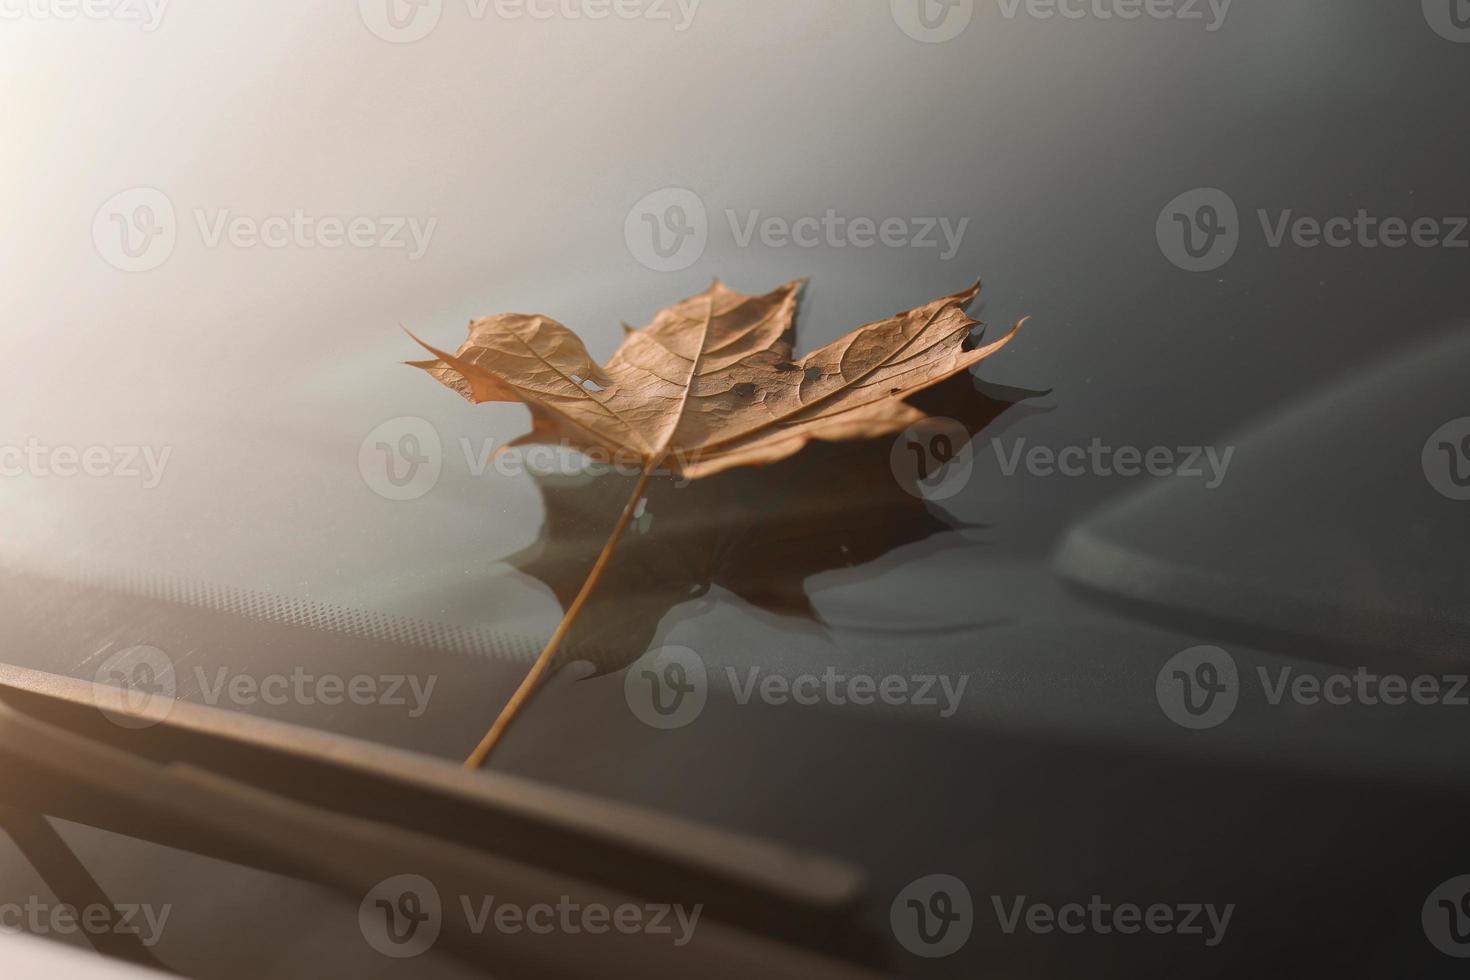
<box><xmin>411</xmin><ymin>279</ymin><xmax>1025</xmax><ymax>768</ymax></box>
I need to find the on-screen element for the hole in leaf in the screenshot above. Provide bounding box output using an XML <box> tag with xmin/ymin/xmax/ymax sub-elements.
<box><xmin>733</xmin><ymin>382</ymin><xmax>756</xmax><ymax>398</ymax></box>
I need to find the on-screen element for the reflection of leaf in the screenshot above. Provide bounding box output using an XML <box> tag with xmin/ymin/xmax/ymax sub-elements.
<box><xmin>410</xmin><ymin>279</ymin><xmax>1028</xmax><ymax>766</ymax></box>
<box><xmin>510</xmin><ymin>372</ymin><xmax>1042</xmax><ymax>676</ymax></box>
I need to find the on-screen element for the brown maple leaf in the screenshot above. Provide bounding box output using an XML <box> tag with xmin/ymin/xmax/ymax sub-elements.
<box><xmin>411</xmin><ymin>279</ymin><xmax>1025</xmax><ymax>767</ymax></box>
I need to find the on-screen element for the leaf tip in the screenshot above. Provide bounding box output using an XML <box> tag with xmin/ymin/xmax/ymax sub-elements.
<box><xmin>402</xmin><ymin>327</ymin><xmax>450</xmax><ymax>361</ymax></box>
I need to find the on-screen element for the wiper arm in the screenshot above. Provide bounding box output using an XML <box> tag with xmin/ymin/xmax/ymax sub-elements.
<box><xmin>0</xmin><ymin>664</ymin><xmax>889</xmax><ymax>980</ymax></box>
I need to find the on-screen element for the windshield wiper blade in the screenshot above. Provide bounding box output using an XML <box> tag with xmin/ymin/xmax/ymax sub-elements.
<box><xmin>0</xmin><ymin>664</ymin><xmax>889</xmax><ymax>980</ymax></box>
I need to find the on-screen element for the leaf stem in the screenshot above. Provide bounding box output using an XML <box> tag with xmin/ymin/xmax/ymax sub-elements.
<box><xmin>464</xmin><ymin>457</ymin><xmax>659</xmax><ymax>769</ymax></box>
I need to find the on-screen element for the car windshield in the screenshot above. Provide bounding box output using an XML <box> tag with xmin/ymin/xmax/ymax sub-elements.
<box><xmin>3</xmin><ymin>3</ymin><xmax>1470</xmax><ymax>979</ymax></box>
